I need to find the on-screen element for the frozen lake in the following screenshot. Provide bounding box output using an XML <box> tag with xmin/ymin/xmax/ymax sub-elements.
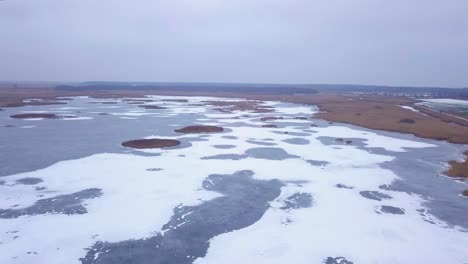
<box><xmin>0</xmin><ymin>95</ymin><xmax>467</xmax><ymax>264</ymax></box>
<box><xmin>417</xmin><ymin>98</ymin><xmax>468</xmax><ymax>118</ymax></box>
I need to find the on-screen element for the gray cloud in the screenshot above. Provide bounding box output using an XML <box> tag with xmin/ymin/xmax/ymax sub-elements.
<box><xmin>1</xmin><ymin>0</ymin><xmax>467</xmax><ymax>87</ymax></box>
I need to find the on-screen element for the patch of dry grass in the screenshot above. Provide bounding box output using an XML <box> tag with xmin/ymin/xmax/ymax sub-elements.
<box><xmin>446</xmin><ymin>151</ymin><xmax>468</xmax><ymax>178</ymax></box>
<box><xmin>303</xmin><ymin>94</ymin><xmax>468</xmax><ymax>144</ymax></box>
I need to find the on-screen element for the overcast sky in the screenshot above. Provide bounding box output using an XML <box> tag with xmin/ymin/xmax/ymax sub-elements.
<box><xmin>1</xmin><ymin>0</ymin><xmax>467</xmax><ymax>87</ymax></box>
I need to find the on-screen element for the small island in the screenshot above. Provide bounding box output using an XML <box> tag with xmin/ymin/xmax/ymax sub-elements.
<box><xmin>175</xmin><ymin>125</ymin><xmax>224</xmax><ymax>133</ymax></box>
<box><xmin>10</xmin><ymin>113</ymin><xmax>60</xmax><ymax>119</ymax></box>
<box><xmin>121</xmin><ymin>139</ymin><xmax>180</xmax><ymax>149</ymax></box>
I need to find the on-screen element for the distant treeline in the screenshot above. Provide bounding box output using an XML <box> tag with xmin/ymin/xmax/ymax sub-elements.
<box><xmin>55</xmin><ymin>82</ymin><xmax>468</xmax><ymax>98</ymax></box>
<box><xmin>55</xmin><ymin>82</ymin><xmax>319</xmax><ymax>95</ymax></box>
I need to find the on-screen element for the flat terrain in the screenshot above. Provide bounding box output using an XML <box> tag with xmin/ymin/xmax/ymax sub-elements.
<box><xmin>1</xmin><ymin>94</ymin><xmax>467</xmax><ymax>263</ymax></box>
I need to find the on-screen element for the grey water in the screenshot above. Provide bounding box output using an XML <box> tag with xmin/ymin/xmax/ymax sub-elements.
<box><xmin>0</xmin><ymin>97</ymin><xmax>206</xmax><ymax>176</ymax></box>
